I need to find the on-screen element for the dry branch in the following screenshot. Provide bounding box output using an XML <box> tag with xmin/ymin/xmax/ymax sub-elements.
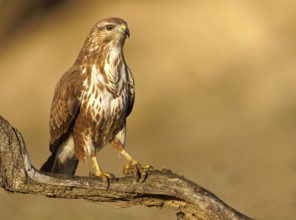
<box><xmin>0</xmin><ymin>116</ymin><xmax>253</xmax><ymax>220</ymax></box>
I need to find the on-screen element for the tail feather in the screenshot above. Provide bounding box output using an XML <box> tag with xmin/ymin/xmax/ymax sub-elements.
<box><xmin>41</xmin><ymin>134</ymin><xmax>78</xmax><ymax>175</ymax></box>
<box><xmin>40</xmin><ymin>151</ymin><xmax>79</xmax><ymax>175</ymax></box>
<box><xmin>40</xmin><ymin>152</ymin><xmax>56</xmax><ymax>173</ymax></box>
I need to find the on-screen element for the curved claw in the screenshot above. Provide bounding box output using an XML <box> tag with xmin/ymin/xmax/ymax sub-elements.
<box><xmin>123</xmin><ymin>162</ymin><xmax>152</xmax><ymax>183</ymax></box>
<box><xmin>89</xmin><ymin>171</ymin><xmax>115</xmax><ymax>189</ymax></box>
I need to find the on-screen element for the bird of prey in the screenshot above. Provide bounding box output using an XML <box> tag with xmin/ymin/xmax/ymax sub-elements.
<box><xmin>40</xmin><ymin>17</ymin><xmax>149</xmax><ymax>184</ymax></box>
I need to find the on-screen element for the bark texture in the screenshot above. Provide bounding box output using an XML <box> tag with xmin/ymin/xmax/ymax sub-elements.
<box><xmin>0</xmin><ymin>116</ymin><xmax>253</xmax><ymax>220</ymax></box>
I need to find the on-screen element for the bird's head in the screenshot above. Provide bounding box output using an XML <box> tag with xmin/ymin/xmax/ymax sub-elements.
<box><xmin>88</xmin><ymin>17</ymin><xmax>130</xmax><ymax>49</ymax></box>
<box><xmin>76</xmin><ymin>17</ymin><xmax>130</xmax><ymax>64</ymax></box>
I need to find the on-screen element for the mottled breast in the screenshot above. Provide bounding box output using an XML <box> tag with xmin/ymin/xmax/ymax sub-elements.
<box><xmin>80</xmin><ymin>63</ymin><xmax>128</xmax><ymax>147</ymax></box>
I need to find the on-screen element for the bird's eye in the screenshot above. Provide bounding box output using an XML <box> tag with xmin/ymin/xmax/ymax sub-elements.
<box><xmin>105</xmin><ymin>25</ymin><xmax>115</xmax><ymax>31</ymax></box>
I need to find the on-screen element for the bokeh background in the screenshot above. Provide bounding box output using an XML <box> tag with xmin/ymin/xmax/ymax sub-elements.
<box><xmin>1</xmin><ymin>0</ymin><xmax>296</xmax><ymax>219</ymax></box>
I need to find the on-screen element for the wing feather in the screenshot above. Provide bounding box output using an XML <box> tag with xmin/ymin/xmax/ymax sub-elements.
<box><xmin>126</xmin><ymin>67</ymin><xmax>135</xmax><ymax>117</ymax></box>
<box><xmin>49</xmin><ymin>67</ymin><xmax>83</xmax><ymax>152</ymax></box>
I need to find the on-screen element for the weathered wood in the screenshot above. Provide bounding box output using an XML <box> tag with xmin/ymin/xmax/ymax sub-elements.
<box><xmin>0</xmin><ymin>116</ymin><xmax>253</xmax><ymax>220</ymax></box>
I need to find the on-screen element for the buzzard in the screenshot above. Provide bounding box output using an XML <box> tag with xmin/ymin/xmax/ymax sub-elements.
<box><xmin>41</xmin><ymin>17</ymin><xmax>149</xmax><ymax>184</ymax></box>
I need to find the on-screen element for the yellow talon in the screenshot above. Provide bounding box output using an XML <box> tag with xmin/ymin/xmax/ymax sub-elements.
<box><xmin>123</xmin><ymin>161</ymin><xmax>152</xmax><ymax>182</ymax></box>
<box><xmin>89</xmin><ymin>171</ymin><xmax>115</xmax><ymax>189</ymax></box>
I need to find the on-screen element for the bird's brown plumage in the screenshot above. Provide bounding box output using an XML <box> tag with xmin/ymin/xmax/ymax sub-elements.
<box><xmin>49</xmin><ymin>67</ymin><xmax>83</xmax><ymax>152</ymax></box>
<box><xmin>40</xmin><ymin>17</ymin><xmax>146</xmax><ymax>180</ymax></box>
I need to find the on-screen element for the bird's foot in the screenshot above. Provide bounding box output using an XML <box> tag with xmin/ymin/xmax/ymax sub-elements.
<box><xmin>123</xmin><ymin>161</ymin><xmax>152</xmax><ymax>182</ymax></box>
<box><xmin>89</xmin><ymin>171</ymin><xmax>115</xmax><ymax>188</ymax></box>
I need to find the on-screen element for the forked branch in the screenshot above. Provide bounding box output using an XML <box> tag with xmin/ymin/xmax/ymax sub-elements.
<box><xmin>0</xmin><ymin>116</ymin><xmax>253</xmax><ymax>220</ymax></box>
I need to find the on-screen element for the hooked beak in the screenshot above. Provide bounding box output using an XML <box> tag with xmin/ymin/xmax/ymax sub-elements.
<box><xmin>120</xmin><ymin>25</ymin><xmax>130</xmax><ymax>38</ymax></box>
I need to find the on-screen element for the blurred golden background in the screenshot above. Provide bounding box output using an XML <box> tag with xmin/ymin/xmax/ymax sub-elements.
<box><xmin>1</xmin><ymin>0</ymin><xmax>296</xmax><ymax>219</ymax></box>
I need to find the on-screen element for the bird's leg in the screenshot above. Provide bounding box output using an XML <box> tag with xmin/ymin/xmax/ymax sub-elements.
<box><xmin>90</xmin><ymin>156</ymin><xmax>114</xmax><ymax>187</ymax></box>
<box><xmin>112</xmin><ymin>141</ymin><xmax>151</xmax><ymax>182</ymax></box>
